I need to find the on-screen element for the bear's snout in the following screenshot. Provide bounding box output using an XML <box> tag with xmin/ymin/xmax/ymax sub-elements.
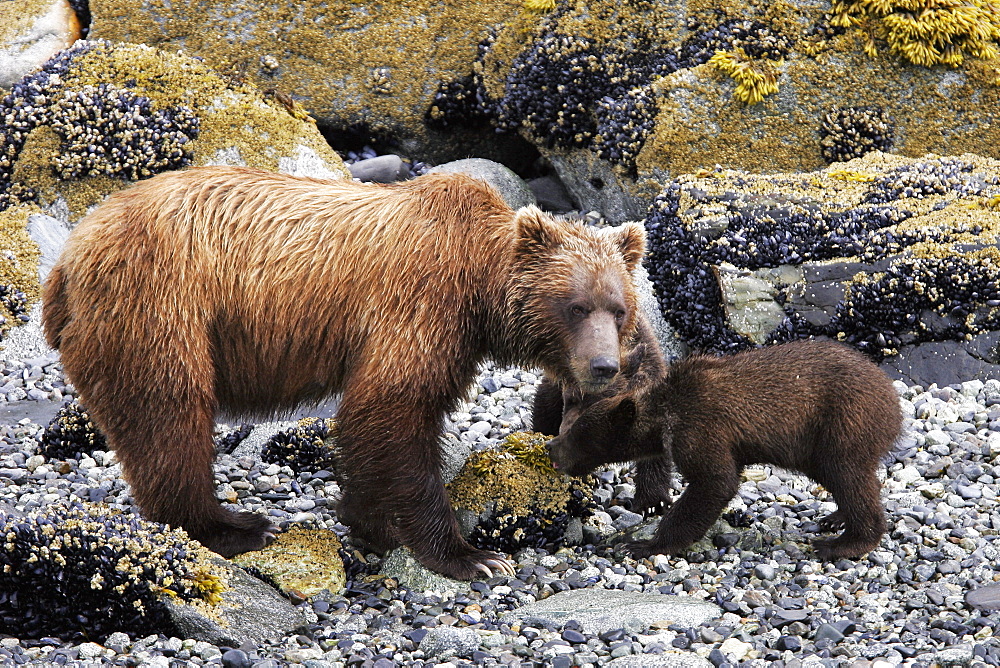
<box><xmin>589</xmin><ymin>355</ymin><xmax>620</xmax><ymax>381</ymax></box>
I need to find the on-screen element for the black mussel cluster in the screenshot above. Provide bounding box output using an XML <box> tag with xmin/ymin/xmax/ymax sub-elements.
<box><xmin>50</xmin><ymin>82</ymin><xmax>198</xmax><ymax>180</ymax></box>
<box><xmin>466</xmin><ymin>481</ymin><xmax>593</xmax><ymax>554</ymax></box>
<box><xmin>0</xmin><ymin>284</ymin><xmax>29</xmax><ymax>327</ymax></box>
<box><xmin>865</xmin><ymin>158</ymin><xmax>988</xmax><ymax>204</ymax></box>
<box><xmin>260</xmin><ymin>419</ymin><xmax>339</xmax><ymax>475</ymax></box>
<box><xmin>0</xmin><ymin>41</ymin><xmax>199</xmax><ymax>212</ymax></box>
<box><xmin>428</xmin><ymin>14</ymin><xmax>797</xmax><ymax>172</ymax></box>
<box><xmin>40</xmin><ymin>400</ymin><xmax>107</xmax><ymax>460</ymax></box>
<box><xmin>594</xmin><ymin>87</ymin><xmax>658</xmax><ymax>174</ymax></box>
<box><xmin>832</xmin><ymin>253</ymin><xmax>1000</xmax><ymax>358</ymax></box>
<box><xmin>677</xmin><ymin>18</ymin><xmax>792</xmax><ymax>65</ymax></box>
<box><xmin>215</xmin><ymin>424</ymin><xmax>254</xmax><ymax>455</ymax></box>
<box><xmin>0</xmin><ymin>503</ymin><xmax>219</xmax><ymax>642</ymax></box>
<box><xmin>820</xmin><ymin>106</ymin><xmax>895</xmax><ymax>164</ymax></box>
<box><xmin>643</xmin><ymin>164</ymin><xmax>1000</xmax><ymax>359</ymax></box>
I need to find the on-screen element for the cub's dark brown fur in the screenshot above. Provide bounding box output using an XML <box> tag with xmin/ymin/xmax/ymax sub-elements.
<box><xmin>43</xmin><ymin>166</ymin><xmax>648</xmax><ymax>580</ymax></box>
<box><xmin>532</xmin><ymin>322</ymin><xmax>673</xmax><ymax>512</ymax></box>
<box><xmin>548</xmin><ymin>339</ymin><xmax>902</xmax><ymax>560</ymax></box>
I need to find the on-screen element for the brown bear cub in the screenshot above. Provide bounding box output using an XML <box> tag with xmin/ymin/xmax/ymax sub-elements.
<box><xmin>547</xmin><ymin>339</ymin><xmax>902</xmax><ymax>560</ymax></box>
<box><xmin>532</xmin><ymin>319</ymin><xmax>674</xmax><ymax>513</ymax></box>
<box><xmin>44</xmin><ymin>166</ymin><xmax>649</xmax><ymax>580</ymax></box>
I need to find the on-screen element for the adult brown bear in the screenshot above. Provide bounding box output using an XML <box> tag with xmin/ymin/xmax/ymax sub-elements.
<box><xmin>548</xmin><ymin>339</ymin><xmax>902</xmax><ymax>560</ymax></box>
<box><xmin>43</xmin><ymin>166</ymin><xmax>647</xmax><ymax>579</ymax></box>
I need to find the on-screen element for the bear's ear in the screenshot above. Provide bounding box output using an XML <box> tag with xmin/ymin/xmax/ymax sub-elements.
<box><xmin>514</xmin><ymin>206</ymin><xmax>565</xmax><ymax>253</ymax></box>
<box><xmin>615</xmin><ymin>222</ymin><xmax>646</xmax><ymax>271</ymax></box>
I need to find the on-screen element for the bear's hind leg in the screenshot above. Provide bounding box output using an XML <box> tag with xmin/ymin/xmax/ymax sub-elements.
<box><xmin>812</xmin><ymin>469</ymin><xmax>886</xmax><ymax>560</ymax></box>
<box><xmin>90</xmin><ymin>389</ymin><xmax>276</xmax><ymax>557</ymax></box>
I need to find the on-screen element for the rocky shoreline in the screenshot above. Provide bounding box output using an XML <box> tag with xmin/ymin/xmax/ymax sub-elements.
<box><xmin>2</xmin><ymin>351</ymin><xmax>1000</xmax><ymax>666</ymax></box>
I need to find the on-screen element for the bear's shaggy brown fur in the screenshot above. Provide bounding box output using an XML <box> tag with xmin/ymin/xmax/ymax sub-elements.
<box><xmin>43</xmin><ymin>166</ymin><xmax>648</xmax><ymax>580</ymax></box>
<box><xmin>531</xmin><ymin>321</ymin><xmax>674</xmax><ymax>513</ymax></box>
<box><xmin>547</xmin><ymin>339</ymin><xmax>902</xmax><ymax>560</ymax></box>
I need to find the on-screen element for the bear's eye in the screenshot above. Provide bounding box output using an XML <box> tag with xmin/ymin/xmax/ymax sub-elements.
<box><xmin>615</xmin><ymin>310</ymin><xmax>626</xmax><ymax>323</ymax></box>
<box><xmin>570</xmin><ymin>305</ymin><xmax>588</xmax><ymax>318</ymax></box>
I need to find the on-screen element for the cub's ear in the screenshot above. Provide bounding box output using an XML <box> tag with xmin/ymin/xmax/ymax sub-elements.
<box><xmin>514</xmin><ymin>206</ymin><xmax>565</xmax><ymax>253</ymax></box>
<box><xmin>615</xmin><ymin>222</ymin><xmax>646</xmax><ymax>271</ymax></box>
<box><xmin>609</xmin><ymin>396</ymin><xmax>638</xmax><ymax>428</ymax></box>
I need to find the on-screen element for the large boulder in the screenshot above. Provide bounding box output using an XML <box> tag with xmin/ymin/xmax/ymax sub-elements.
<box><xmin>87</xmin><ymin>1</ymin><xmax>1000</xmax><ymax>219</ymax></box>
<box><xmin>0</xmin><ymin>0</ymin><xmax>82</xmax><ymax>89</ymax></box>
<box><xmin>0</xmin><ymin>40</ymin><xmax>349</xmax><ymax>226</ymax></box>
<box><xmin>641</xmin><ymin>151</ymin><xmax>1000</xmax><ymax>387</ymax></box>
<box><xmin>87</xmin><ymin>0</ymin><xmax>539</xmax><ymax>168</ymax></box>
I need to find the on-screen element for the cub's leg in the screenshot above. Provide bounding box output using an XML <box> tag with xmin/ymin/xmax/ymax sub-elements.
<box><xmin>530</xmin><ymin>377</ymin><xmax>564</xmax><ymax>436</ymax></box>
<box><xmin>631</xmin><ymin>459</ymin><xmax>674</xmax><ymax>513</ymax></box>
<box><xmin>625</xmin><ymin>454</ymin><xmax>739</xmax><ymax>559</ymax></box>
<box><xmin>335</xmin><ymin>380</ymin><xmax>514</xmax><ymax>580</ymax></box>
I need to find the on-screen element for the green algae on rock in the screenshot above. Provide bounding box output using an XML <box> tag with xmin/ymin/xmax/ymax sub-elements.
<box><xmin>0</xmin><ymin>40</ymin><xmax>348</xmax><ymax>223</ymax></box>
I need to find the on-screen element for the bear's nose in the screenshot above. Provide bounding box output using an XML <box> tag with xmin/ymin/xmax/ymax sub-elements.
<box><xmin>590</xmin><ymin>356</ymin><xmax>619</xmax><ymax>380</ymax></box>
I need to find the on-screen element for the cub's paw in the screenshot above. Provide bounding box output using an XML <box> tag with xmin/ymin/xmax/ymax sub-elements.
<box><xmin>619</xmin><ymin>540</ymin><xmax>674</xmax><ymax>560</ymax></box>
<box><xmin>629</xmin><ymin>490</ymin><xmax>672</xmax><ymax>515</ymax></box>
<box><xmin>200</xmin><ymin>511</ymin><xmax>279</xmax><ymax>558</ymax></box>
<box><xmin>429</xmin><ymin>549</ymin><xmax>517</xmax><ymax>581</ymax></box>
<box><xmin>816</xmin><ymin>510</ymin><xmax>846</xmax><ymax>532</ymax></box>
<box><xmin>812</xmin><ymin>536</ymin><xmax>876</xmax><ymax>561</ymax></box>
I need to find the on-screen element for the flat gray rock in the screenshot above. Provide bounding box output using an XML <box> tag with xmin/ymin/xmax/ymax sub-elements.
<box><xmin>501</xmin><ymin>589</ymin><xmax>721</xmax><ymax>636</ymax></box>
<box><xmin>164</xmin><ymin>557</ymin><xmax>315</xmax><ymax>646</ymax></box>
<box><xmin>965</xmin><ymin>584</ymin><xmax>1000</xmax><ymax>612</ymax></box>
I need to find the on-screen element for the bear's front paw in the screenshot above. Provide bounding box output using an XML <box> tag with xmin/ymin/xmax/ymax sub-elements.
<box><xmin>430</xmin><ymin>549</ymin><xmax>517</xmax><ymax>581</ymax></box>
<box><xmin>199</xmin><ymin>511</ymin><xmax>279</xmax><ymax>558</ymax></box>
<box><xmin>629</xmin><ymin>490</ymin><xmax>672</xmax><ymax>515</ymax></box>
<box><xmin>619</xmin><ymin>539</ymin><xmax>675</xmax><ymax>560</ymax></box>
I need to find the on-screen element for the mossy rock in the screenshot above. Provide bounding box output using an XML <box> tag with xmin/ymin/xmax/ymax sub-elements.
<box><xmin>641</xmin><ymin>150</ymin><xmax>1000</xmax><ymax>387</ymax></box>
<box><xmin>1</xmin><ymin>40</ymin><xmax>349</xmax><ymax>224</ymax></box>
<box><xmin>447</xmin><ymin>431</ymin><xmax>592</xmax><ymax>553</ymax></box>
<box><xmin>232</xmin><ymin>526</ymin><xmax>347</xmax><ymax>598</ymax></box>
<box><xmin>87</xmin><ymin>0</ymin><xmax>538</xmax><ymax>167</ymax></box>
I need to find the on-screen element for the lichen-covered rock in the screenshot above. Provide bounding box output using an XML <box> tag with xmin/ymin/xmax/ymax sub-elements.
<box><xmin>0</xmin><ymin>0</ymin><xmax>82</xmax><ymax>89</ymax></box>
<box><xmin>446</xmin><ymin>431</ymin><xmax>592</xmax><ymax>553</ymax></box>
<box><xmin>232</xmin><ymin>526</ymin><xmax>346</xmax><ymax>599</ymax></box>
<box><xmin>642</xmin><ymin>151</ymin><xmax>1000</xmax><ymax>386</ymax></box>
<box><xmin>0</xmin><ymin>203</ymin><xmax>41</xmax><ymax>336</ymax></box>
<box><xmin>88</xmin><ymin>0</ymin><xmax>536</xmax><ymax>167</ymax></box>
<box><xmin>0</xmin><ymin>40</ymin><xmax>349</xmax><ymax>224</ymax></box>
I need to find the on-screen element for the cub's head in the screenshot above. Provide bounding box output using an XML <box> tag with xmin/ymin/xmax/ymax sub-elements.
<box><xmin>548</xmin><ymin>345</ymin><xmax>666</xmax><ymax>476</ymax></box>
<box><xmin>547</xmin><ymin>392</ymin><xmax>643</xmax><ymax>477</ymax></box>
<box><xmin>510</xmin><ymin>207</ymin><xmax>646</xmax><ymax>391</ymax></box>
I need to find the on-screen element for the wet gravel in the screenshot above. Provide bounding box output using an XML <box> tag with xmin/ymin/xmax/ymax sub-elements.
<box><xmin>2</xmin><ymin>357</ymin><xmax>1000</xmax><ymax>666</ymax></box>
